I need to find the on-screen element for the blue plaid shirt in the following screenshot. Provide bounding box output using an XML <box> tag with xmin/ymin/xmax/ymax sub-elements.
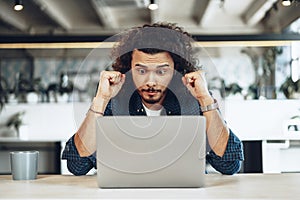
<box><xmin>62</xmin><ymin>88</ymin><xmax>244</xmax><ymax>175</ymax></box>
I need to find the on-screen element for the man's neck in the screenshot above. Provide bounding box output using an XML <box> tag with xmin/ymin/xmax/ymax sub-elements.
<box><xmin>142</xmin><ymin>94</ymin><xmax>166</xmax><ymax>111</ymax></box>
<box><xmin>142</xmin><ymin>102</ymin><xmax>163</xmax><ymax>111</ymax></box>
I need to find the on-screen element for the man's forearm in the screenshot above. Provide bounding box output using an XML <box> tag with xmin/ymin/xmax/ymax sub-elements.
<box><xmin>198</xmin><ymin>96</ymin><xmax>229</xmax><ymax>157</ymax></box>
<box><xmin>203</xmin><ymin>110</ymin><xmax>229</xmax><ymax>157</ymax></box>
<box><xmin>74</xmin><ymin>97</ymin><xmax>108</xmax><ymax>157</ymax></box>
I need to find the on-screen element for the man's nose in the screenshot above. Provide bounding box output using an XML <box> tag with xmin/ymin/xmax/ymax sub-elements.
<box><xmin>146</xmin><ymin>72</ymin><xmax>156</xmax><ymax>87</ymax></box>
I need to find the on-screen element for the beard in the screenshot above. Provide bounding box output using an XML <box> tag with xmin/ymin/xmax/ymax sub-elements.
<box><xmin>140</xmin><ymin>88</ymin><xmax>165</xmax><ymax>105</ymax></box>
<box><xmin>142</xmin><ymin>97</ymin><xmax>163</xmax><ymax>104</ymax></box>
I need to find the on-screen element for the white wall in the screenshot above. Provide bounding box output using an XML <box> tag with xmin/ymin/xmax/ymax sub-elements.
<box><xmin>0</xmin><ymin>103</ymin><xmax>89</xmax><ymax>141</ymax></box>
<box><xmin>224</xmin><ymin>99</ymin><xmax>300</xmax><ymax>140</ymax></box>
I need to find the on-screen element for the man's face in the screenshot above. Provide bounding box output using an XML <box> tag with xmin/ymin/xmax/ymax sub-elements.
<box><xmin>131</xmin><ymin>49</ymin><xmax>174</xmax><ymax>106</ymax></box>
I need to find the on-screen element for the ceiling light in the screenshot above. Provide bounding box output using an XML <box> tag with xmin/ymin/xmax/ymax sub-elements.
<box><xmin>148</xmin><ymin>0</ymin><xmax>158</xmax><ymax>10</ymax></box>
<box><xmin>282</xmin><ymin>0</ymin><xmax>292</xmax><ymax>6</ymax></box>
<box><xmin>14</xmin><ymin>0</ymin><xmax>23</xmax><ymax>11</ymax></box>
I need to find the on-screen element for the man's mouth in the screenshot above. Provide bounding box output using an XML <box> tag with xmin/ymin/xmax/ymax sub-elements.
<box><xmin>141</xmin><ymin>88</ymin><xmax>162</xmax><ymax>95</ymax></box>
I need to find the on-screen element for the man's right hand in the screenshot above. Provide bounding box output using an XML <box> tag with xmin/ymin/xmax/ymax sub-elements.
<box><xmin>96</xmin><ymin>71</ymin><xmax>126</xmax><ymax>101</ymax></box>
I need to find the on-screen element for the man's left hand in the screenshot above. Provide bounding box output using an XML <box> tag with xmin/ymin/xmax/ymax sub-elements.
<box><xmin>182</xmin><ymin>70</ymin><xmax>211</xmax><ymax>101</ymax></box>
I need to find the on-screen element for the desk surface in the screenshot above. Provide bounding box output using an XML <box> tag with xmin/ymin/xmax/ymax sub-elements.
<box><xmin>1</xmin><ymin>174</ymin><xmax>299</xmax><ymax>199</ymax></box>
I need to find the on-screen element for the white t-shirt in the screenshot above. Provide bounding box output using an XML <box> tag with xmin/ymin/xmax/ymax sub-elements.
<box><xmin>142</xmin><ymin>103</ymin><xmax>163</xmax><ymax>116</ymax></box>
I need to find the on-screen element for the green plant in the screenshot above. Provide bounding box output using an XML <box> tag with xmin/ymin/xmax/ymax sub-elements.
<box><xmin>0</xmin><ymin>95</ymin><xmax>4</xmax><ymax>112</ymax></box>
<box><xmin>0</xmin><ymin>76</ymin><xmax>9</xmax><ymax>112</ymax></box>
<box><xmin>280</xmin><ymin>77</ymin><xmax>300</xmax><ymax>99</ymax></box>
<box><xmin>6</xmin><ymin>111</ymin><xmax>26</xmax><ymax>135</ymax></box>
<box><xmin>225</xmin><ymin>83</ymin><xmax>243</xmax><ymax>96</ymax></box>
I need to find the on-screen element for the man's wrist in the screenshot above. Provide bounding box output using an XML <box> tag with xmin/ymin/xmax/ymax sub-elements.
<box><xmin>198</xmin><ymin>95</ymin><xmax>214</xmax><ymax>107</ymax></box>
<box><xmin>91</xmin><ymin>97</ymin><xmax>109</xmax><ymax>112</ymax></box>
<box><xmin>200</xmin><ymin>98</ymin><xmax>219</xmax><ymax>113</ymax></box>
<box><xmin>88</xmin><ymin>107</ymin><xmax>104</xmax><ymax>115</ymax></box>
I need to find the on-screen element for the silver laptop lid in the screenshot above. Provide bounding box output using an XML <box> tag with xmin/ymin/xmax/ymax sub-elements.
<box><xmin>96</xmin><ymin>116</ymin><xmax>206</xmax><ymax>188</ymax></box>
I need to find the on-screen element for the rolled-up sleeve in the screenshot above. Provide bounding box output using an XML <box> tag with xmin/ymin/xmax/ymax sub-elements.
<box><xmin>206</xmin><ymin>130</ymin><xmax>244</xmax><ymax>175</ymax></box>
<box><xmin>62</xmin><ymin>135</ymin><xmax>96</xmax><ymax>176</ymax></box>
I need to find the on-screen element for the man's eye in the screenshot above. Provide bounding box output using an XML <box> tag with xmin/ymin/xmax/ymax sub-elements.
<box><xmin>156</xmin><ymin>69</ymin><xmax>167</xmax><ymax>75</ymax></box>
<box><xmin>137</xmin><ymin>69</ymin><xmax>146</xmax><ymax>74</ymax></box>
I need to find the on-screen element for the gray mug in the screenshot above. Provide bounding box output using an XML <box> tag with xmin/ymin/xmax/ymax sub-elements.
<box><xmin>10</xmin><ymin>151</ymin><xmax>39</xmax><ymax>180</ymax></box>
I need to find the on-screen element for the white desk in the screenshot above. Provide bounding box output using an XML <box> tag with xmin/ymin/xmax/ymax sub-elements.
<box><xmin>1</xmin><ymin>174</ymin><xmax>299</xmax><ymax>199</ymax></box>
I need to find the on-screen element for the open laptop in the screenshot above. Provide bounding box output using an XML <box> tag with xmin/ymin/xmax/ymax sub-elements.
<box><xmin>96</xmin><ymin>116</ymin><xmax>206</xmax><ymax>188</ymax></box>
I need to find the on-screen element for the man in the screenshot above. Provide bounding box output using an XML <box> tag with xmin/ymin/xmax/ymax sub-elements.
<box><xmin>62</xmin><ymin>22</ymin><xmax>244</xmax><ymax>175</ymax></box>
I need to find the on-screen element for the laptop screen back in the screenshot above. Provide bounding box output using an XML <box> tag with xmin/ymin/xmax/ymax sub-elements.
<box><xmin>96</xmin><ymin>115</ymin><xmax>206</xmax><ymax>188</ymax></box>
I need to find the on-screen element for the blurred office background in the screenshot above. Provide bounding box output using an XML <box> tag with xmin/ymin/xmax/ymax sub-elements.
<box><xmin>0</xmin><ymin>0</ymin><xmax>300</xmax><ymax>174</ymax></box>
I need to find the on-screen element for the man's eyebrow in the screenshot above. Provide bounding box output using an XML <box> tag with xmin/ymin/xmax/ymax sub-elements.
<box><xmin>135</xmin><ymin>63</ymin><xmax>170</xmax><ymax>68</ymax></box>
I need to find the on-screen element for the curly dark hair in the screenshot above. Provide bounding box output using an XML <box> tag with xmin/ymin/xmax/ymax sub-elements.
<box><xmin>111</xmin><ymin>22</ymin><xmax>198</xmax><ymax>75</ymax></box>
